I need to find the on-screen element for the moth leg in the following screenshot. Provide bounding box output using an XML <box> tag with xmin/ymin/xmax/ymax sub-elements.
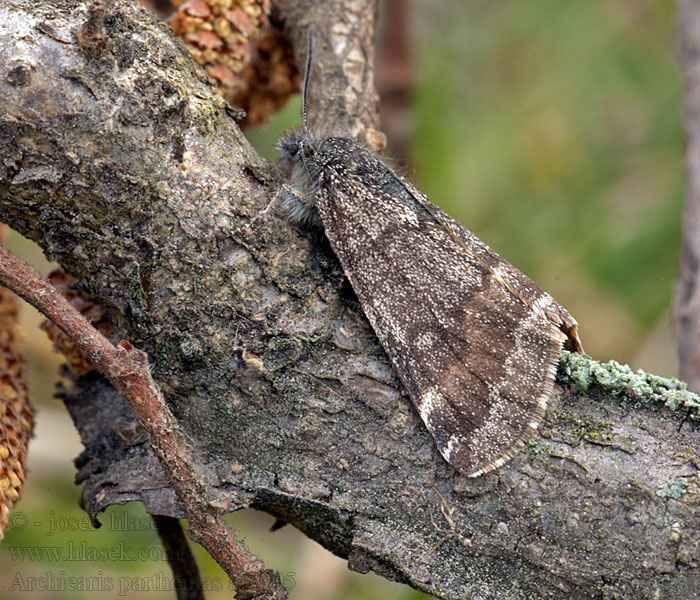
<box><xmin>276</xmin><ymin>183</ymin><xmax>322</xmax><ymax>227</ymax></box>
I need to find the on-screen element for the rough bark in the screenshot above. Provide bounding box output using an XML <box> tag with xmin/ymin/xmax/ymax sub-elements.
<box><xmin>1</xmin><ymin>1</ymin><xmax>699</xmax><ymax>599</ymax></box>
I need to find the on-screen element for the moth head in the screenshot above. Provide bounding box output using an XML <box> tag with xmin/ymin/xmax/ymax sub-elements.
<box><xmin>277</xmin><ymin>127</ymin><xmax>306</xmax><ymax>156</ymax></box>
<box><xmin>276</xmin><ymin>127</ymin><xmax>323</xmax><ymax>226</ymax></box>
<box><xmin>276</xmin><ymin>127</ymin><xmax>318</xmax><ymax>172</ymax></box>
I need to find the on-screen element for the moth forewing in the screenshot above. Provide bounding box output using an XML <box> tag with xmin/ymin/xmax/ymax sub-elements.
<box><xmin>277</xmin><ymin>131</ymin><xmax>582</xmax><ymax>478</ymax></box>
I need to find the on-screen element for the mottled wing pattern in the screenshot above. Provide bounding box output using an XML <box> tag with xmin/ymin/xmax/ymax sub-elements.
<box><xmin>403</xmin><ymin>180</ymin><xmax>582</xmax><ymax>353</ymax></box>
<box><xmin>314</xmin><ymin>138</ymin><xmax>575</xmax><ymax>477</ymax></box>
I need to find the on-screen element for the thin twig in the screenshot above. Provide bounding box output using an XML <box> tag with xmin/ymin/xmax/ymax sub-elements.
<box><xmin>0</xmin><ymin>245</ymin><xmax>287</xmax><ymax>600</ymax></box>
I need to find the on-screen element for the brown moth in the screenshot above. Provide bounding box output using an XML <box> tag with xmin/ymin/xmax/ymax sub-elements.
<box><xmin>277</xmin><ymin>34</ymin><xmax>582</xmax><ymax>477</ymax></box>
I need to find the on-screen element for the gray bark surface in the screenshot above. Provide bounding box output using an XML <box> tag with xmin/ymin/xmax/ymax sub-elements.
<box><xmin>1</xmin><ymin>1</ymin><xmax>699</xmax><ymax>598</ymax></box>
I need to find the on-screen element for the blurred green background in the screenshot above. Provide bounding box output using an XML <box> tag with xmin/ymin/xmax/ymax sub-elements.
<box><xmin>1</xmin><ymin>0</ymin><xmax>684</xmax><ymax>598</ymax></box>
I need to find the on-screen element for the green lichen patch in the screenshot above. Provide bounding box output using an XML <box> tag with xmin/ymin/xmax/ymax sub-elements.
<box><xmin>656</xmin><ymin>477</ymin><xmax>689</xmax><ymax>499</ymax></box>
<box><xmin>548</xmin><ymin>412</ymin><xmax>615</xmax><ymax>446</ymax></box>
<box><xmin>527</xmin><ymin>439</ymin><xmax>551</xmax><ymax>455</ymax></box>
<box><xmin>559</xmin><ymin>351</ymin><xmax>700</xmax><ymax>418</ymax></box>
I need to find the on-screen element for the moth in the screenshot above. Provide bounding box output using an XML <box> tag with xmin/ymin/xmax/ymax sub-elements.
<box><xmin>277</xmin><ymin>35</ymin><xmax>582</xmax><ymax>477</ymax></box>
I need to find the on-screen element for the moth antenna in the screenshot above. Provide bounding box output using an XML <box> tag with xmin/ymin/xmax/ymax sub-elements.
<box><xmin>297</xmin><ymin>28</ymin><xmax>315</xmax><ymax>182</ymax></box>
<box><xmin>302</xmin><ymin>29</ymin><xmax>313</xmax><ymax>130</ymax></box>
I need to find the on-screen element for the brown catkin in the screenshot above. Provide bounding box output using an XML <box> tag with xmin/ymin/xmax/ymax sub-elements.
<box><xmin>168</xmin><ymin>0</ymin><xmax>299</xmax><ymax>127</ymax></box>
<box><xmin>0</xmin><ymin>226</ymin><xmax>35</xmax><ymax>539</ymax></box>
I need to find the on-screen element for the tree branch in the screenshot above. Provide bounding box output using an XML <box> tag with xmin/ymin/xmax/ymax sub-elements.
<box><xmin>675</xmin><ymin>0</ymin><xmax>700</xmax><ymax>392</ymax></box>
<box><xmin>1</xmin><ymin>1</ymin><xmax>699</xmax><ymax>599</ymax></box>
<box><xmin>0</xmin><ymin>245</ymin><xmax>287</xmax><ymax>600</ymax></box>
<box><xmin>274</xmin><ymin>0</ymin><xmax>381</xmax><ymax>137</ymax></box>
